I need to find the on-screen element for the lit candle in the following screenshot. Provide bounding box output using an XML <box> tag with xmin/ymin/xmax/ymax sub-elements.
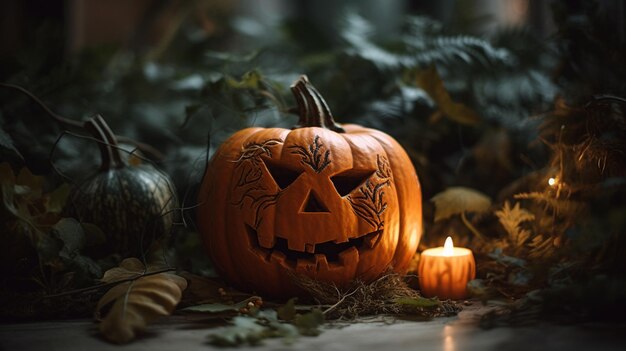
<box><xmin>418</xmin><ymin>236</ymin><xmax>476</xmax><ymax>300</ymax></box>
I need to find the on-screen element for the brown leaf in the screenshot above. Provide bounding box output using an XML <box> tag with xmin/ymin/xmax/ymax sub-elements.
<box><xmin>16</xmin><ymin>167</ymin><xmax>43</xmax><ymax>199</ymax></box>
<box><xmin>416</xmin><ymin>66</ymin><xmax>481</xmax><ymax>125</ymax></box>
<box><xmin>430</xmin><ymin>187</ymin><xmax>492</xmax><ymax>222</ymax></box>
<box><xmin>44</xmin><ymin>183</ymin><xmax>70</xmax><ymax>214</ymax></box>
<box><xmin>2</xmin><ymin>164</ymin><xmax>68</xmax><ymax>229</ymax></box>
<box><xmin>100</xmin><ymin>258</ymin><xmax>147</xmax><ymax>283</ymax></box>
<box><xmin>0</xmin><ymin>162</ymin><xmax>15</xmax><ymax>184</ymax></box>
<box><xmin>96</xmin><ymin>258</ymin><xmax>187</xmax><ymax>344</ymax></box>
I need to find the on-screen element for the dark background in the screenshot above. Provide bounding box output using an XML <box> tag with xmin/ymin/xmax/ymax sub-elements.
<box><xmin>1</xmin><ymin>0</ymin><xmax>626</xmax><ymax>322</ymax></box>
<box><xmin>0</xmin><ymin>0</ymin><xmax>560</xmax><ymax>79</ymax></box>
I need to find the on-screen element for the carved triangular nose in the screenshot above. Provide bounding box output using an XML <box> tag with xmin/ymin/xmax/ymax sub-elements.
<box><xmin>302</xmin><ymin>190</ymin><xmax>329</xmax><ymax>212</ymax></box>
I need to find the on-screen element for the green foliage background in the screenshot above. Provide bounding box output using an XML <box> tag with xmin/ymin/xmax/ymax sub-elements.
<box><xmin>1</xmin><ymin>0</ymin><xmax>625</xmax><ymax>323</ymax></box>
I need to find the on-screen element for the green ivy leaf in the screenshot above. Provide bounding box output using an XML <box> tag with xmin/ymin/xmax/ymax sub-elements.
<box><xmin>46</xmin><ymin>218</ymin><xmax>102</xmax><ymax>279</ymax></box>
<box><xmin>207</xmin><ymin>313</ymin><xmax>299</xmax><ymax>347</ymax></box>
<box><xmin>206</xmin><ymin>302</ymin><xmax>323</xmax><ymax>346</ymax></box>
<box><xmin>467</xmin><ymin>279</ymin><xmax>494</xmax><ymax>299</ymax></box>
<box><xmin>207</xmin><ymin>316</ymin><xmax>269</xmax><ymax>346</ymax></box>
<box><xmin>488</xmin><ymin>248</ymin><xmax>527</xmax><ymax>268</ymax></box>
<box><xmin>53</xmin><ymin>218</ymin><xmax>85</xmax><ymax>254</ymax></box>
<box><xmin>277</xmin><ymin>298</ymin><xmax>297</xmax><ymax>321</ymax></box>
<box><xmin>294</xmin><ymin>309</ymin><xmax>324</xmax><ymax>336</ymax></box>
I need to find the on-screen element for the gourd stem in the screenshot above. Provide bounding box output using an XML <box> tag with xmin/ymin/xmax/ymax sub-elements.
<box><xmin>93</xmin><ymin>115</ymin><xmax>125</xmax><ymax>169</ymax></box>
<box><xmin>83</xmin><ymin>118</ymin><xmax>113</xmax><ymax>171</ymax></box>
<box><xmin>290</xmin><ymin>75</ymin><xmax>345</xmax><ymax>133</ymax></box>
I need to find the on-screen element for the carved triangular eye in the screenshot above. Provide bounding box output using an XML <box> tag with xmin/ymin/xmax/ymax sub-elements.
<box><xmin>263</xmin><ymin>160</ymin><xmax>301</xmax><ymax>189</ymax></box>
<box><xmin>303</xmin><ymin>191</ymin><xmax>329</xmax><ymax>212</ymax></box>
<box><xmin>331</xmin><ymin>170</ymin><xmax>374</xmax><ymax>197</ymax></box>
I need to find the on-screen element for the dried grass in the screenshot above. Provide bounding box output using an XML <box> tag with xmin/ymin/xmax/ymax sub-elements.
<box><xmin>292</xmin><ymin>272</ymin><xmax>461</xmax><ymax>320</ymax></box>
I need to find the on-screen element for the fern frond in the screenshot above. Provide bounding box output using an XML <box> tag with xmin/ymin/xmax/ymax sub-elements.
<box><xmin>495</xmin><ymin>201</ymin><xmax>535</xmax><ymax>248</ymax></box>
<box><xmin>472</xmin><ymin>69</ymin><xmax>556</xmax><ymax>126</ymax></box>
<box><xmin>528</xmin><ymin>234</ymin><xmax>555</xmax><ymax>260</ymax></box>
<box><xmin>409</xmin><ymin>35</ymin><xmax>512</xmax><ymax>68</ymax></box>
<box><xmin>514</xmin><ymin>192</ymin><xmax>586</xmax><ymax>218</ymax></box>
<box><xmin>341</xmin><ymin>13</ymin><xmax>513</xmax><ymax>71</ymax></box>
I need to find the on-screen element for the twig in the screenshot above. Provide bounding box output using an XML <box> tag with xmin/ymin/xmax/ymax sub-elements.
<box><xmin>116</xmin><ymin>135</ymin><xmax>165</xmax><ymax>160</ymax></box>
<box><xmin>322</xmin><ymin>287</ymin><xmax>360</xmax><ymax>316</ymax></box>
<box><xmin>0</xmin><ymin>82</ymin><xmax>164</xmax><ymax>160</ymax></box>
<box><xmin>461</xmin><ymin>211</ymin><xmax>485</xmax><ymax>241</ymax></box>
<box><xmin>0</xmin><ymin>83</ymin><xmax>83</xmax><ymax>128</ymax></box>
<box><xmin>44</xmin><ymin>267</ymin><xmax>176</xmax><ymax>299</ymax></box>
<box><xmin>52</xmin><ymin>130</ymin><xmax>156</xmax><ymax>167</ymax></box>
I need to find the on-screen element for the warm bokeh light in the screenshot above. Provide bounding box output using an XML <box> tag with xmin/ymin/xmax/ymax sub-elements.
<box><xmin>444</xmin><ymin>325</ymin><xmax>455</xmax><ymax>351</ymax></box>
<box><xmin>548</xmin><ymin>177</ymin><xmax>556</xmax><ymax>186</ymax></box>
<box><xmin>443</xmin><ymin>236</ymin><xmax>454</xmax><ymax>256</ymax></box>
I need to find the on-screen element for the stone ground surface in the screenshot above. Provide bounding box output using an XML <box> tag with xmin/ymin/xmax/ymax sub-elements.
<box><xmin>1</xmin><ymin>303</ymin><xmax>625</xmax><ymax>351</ymax></box>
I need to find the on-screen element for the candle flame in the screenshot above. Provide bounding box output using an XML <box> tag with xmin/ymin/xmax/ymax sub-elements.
<box><xmin>548</xmin><ymin>177</ymin><xmax>556</xmax><ymax>186</ymax></box>
<box><xmin>443</xmin><ymin>236</ymin><xmax>454</xmax><ymax>256</ymax></box>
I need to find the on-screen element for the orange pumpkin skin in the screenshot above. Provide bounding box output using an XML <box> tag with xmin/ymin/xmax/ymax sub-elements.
<box><xmin>197</xmin><ymin>76</ymin><xmax>422</xmax><ymax>298</ymax></box>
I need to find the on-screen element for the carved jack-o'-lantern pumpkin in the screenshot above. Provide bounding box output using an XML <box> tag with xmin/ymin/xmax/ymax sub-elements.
<box><xmin>197</xmin><ymin>76</ymin><xmax>422</xmax><ymax>298</ymax></box>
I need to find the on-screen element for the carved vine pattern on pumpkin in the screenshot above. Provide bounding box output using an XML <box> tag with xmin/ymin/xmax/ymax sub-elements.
<box><xmin>348</xmin><ymin>155</ymin><xmax>392</xmax><ymax>230</ymax></box>
<box><xmin>288</xmin><ymin>135</ymin><xmax>331</xmax><ymax>173</ymax></box>
<box><xmin>232</xmin><ymin>138</ymin><xmax>284</xmax><ymax>227</ymax></box>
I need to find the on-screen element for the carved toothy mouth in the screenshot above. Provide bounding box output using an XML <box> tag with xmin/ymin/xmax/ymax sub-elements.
<box><xmin>245</xmin><ymin>224</ymin><xmax>382</xmax><ymax>267</ymax></box>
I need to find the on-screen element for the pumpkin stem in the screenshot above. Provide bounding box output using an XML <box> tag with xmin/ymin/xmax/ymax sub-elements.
<box><xmin>83</xmin><ymin>115</ymin><xmax>126</xmax><ymax>171</ymax></box>
<box><xmin>94</xmin><ymin>115</ymin><xmax>125</xmax><ymax>169</ymax></box>
<box><xmin>83</xmin><ymin>118</ymin><xmax>112</xmax><ymax>171</ymax></box>
<box><xmin>290</xmin><ymin>75</ymin><xmax>345</xmax><ymax>133</ymax></box>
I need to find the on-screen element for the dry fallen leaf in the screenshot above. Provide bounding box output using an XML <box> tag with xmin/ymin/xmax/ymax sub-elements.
<box><xmin>430</xmin><ymin>186</ymin><xmax>492</xmax><ymax>222</ymax></box>
<box><xmin>100</xmin><ymin>257</ymin><xmax>148</xmax><ymax>283</ymax></box>
<box><xmin>416</xmin><ymin>66</ymin><xmax>481</xmax><ymax>126</ymax></box>
<box><xmin>95</xmin><ymin>258</ymin><xmax>187</xmax><ymax>344</ymax></box>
